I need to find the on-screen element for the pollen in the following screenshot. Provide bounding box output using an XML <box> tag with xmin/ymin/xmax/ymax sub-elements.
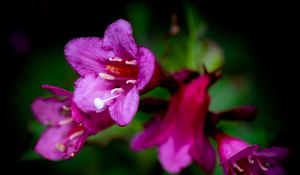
<box><xmin>105</xmin><ymin>64</ymin><xmax>139</xmax><ymax>78</ymax></box>
<box><xmin>106</xmin><ymin>65</ymin><xmax>121</xmax><ymax>75</ymax></box>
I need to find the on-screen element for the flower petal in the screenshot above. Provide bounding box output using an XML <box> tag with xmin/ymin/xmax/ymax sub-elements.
<box><xmin>103</xmin><ymin>19</ymin><xmax>138</xmax><ymax>58</ymax></box>
<box><xmin>64</xmin><ymin>37</ymin><xmax>113</xmax><ymax>76</ymax></box>
<box><xmin>131</xmin><ymin>112</ymin><xmax>174</xmax><ymax>150</ymax></box>
<box><xmin>266</xmin><ymin>166</ymin><xmax>287</xmax><ymax>175</ymax></box>
<box><xmin>35</xmin><ymin>123</ymin><xmax>88</xmax><ymax>160</ymax></box>
<box><xmin>32</xmin><ymin>97</ymin><xmax>68</xmax><ymax>126</ymax></box>
<box><xmin>136</xmin><ymin>47</ymin><xmax>156</xmax><ymax>90</ymax></box>
<box><xmin>190</xmin><ymin>136</ymin><xmax>216</xmax><ymax>174</ymax></box>
<box><xmin>73</xmin><ymin>74</ymin><xmax>115</xmax><ymax>113</ymax></box>
<box><xmin>256</xmin><ymin>147</ymin><xmax>289</xmax><ymax>161</ymax></box>
<box><xmin>109</xmin><ymin>87</ymin><xmax>139</xmax><ymax>126</ymax></box>
<box><xmin>71</xmin><ymin>102</ymin><xmax>114</xmax><ymax>134</ymax></box>
<box><xmin>158</xmin><ymin>137</ymin><xmax>192</xmax><ymax>174</ymax></box>
<box><xmin>41</xmin><ymin>85</ymin><xmax>72</xmax><ymax>98</ymax></box>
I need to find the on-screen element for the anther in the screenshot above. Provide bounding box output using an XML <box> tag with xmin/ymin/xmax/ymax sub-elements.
<box><xmin>70</xmin><ymin>153</ymin><xmax>75</xmax><ymax>157</ymax></box>
<box><xmin>110</xmin><ymin>88</ymin><xmax>124</xmax><ymax>95</ymax></box>
<box><xmin>109</xmin><ymin>57</ymin><xmax>123</xmax><ymax>62</ymax></box>
<box><xmin>58</xmin><ymin>118</ymin><xmax>73</xmax><ymax>126</ymax></box>
<box><xmin>248</xmin><ymin>156</ymin><xmax>255</xmax><ymax>164</ymax></box>
<box><xmin>125</xmin><ymin>60</ymin><xmax>137</xmax><ymax>65</ymax></box>
<box><xmin>69</xmin><ymin>130</ymin><xmax>84</xmax><ymax>140</ymax></box>
<box><xmin>99</xmin><ymin>72</ymin><xmax>116</xmax><ymax>80</ymax></box>
<box><xmin>257</xmin><ymin>159</ymin><xmax>268</xmax><ymax>171</ymax></box>
<box><xmin>62</xmin><ymin>105</ymin><xmax>71</xmax><ymax>111</ymax></box>
<box><xmin>55</xmin><ymin>143</ymin><xmax>66</xmax><ymax>152</ymax></box>
<box><xmin>126</xmin><ymin>80</ymin><xmax>137</xmax><ymax>84</ymax></box>
<box><xmin>233</xmin><ymin>162</ymin><xmax>244</xmax><ymax>172</ymax></box>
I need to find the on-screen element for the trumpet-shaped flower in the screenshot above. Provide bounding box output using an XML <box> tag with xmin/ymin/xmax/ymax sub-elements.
<box><xmin>131</xmin><ymin>74</ymin><xmax>216</xmax><ymax>174</ymax></box>
<box><xmin>215</xmin><ymin>131</ymin><xmax>288</xmax><ymax>175</ymax></box>
<box><xmin>64</xmin><ymin>19</ymin><xmax>156</xmax><ymax>126</ymax></box>
<box><xmin>32</xmin><ymin>85</ymin><xmax>113</xmax><ymax>160</ymax></box>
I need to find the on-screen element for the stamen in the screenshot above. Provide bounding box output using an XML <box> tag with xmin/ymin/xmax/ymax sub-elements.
<box><xmin>68</xmin><ymin>130</ymin><xmax>84</xmax><ymax>140</ymax></box>
<box><xmin>126</xmin><ymin>80</ymin><xmax>137</xmax><ymax>84</ymax></box>
<box><xmin>233</xmin><ymin>162</ymin><xmax>244</xmax><ymax>172</ymax></box>
<box><xmin>93</xmin><ymin>95</ymin><xmax>120</xmax><ymax>111</ymax></box>
<box><xmin>257</xmin><ymin>159</ymin><xmax>268</xmax><ymax>171</ymax></box>
<box><xmin>248</xmin><ymin>156</ymin><xmax>255</xmax><ymax>164</ymax></box>
<box><xmin>62</xmin><ymin>105</ymin><xmax>71</xmax><ymax>111</ymax></box>
<box><xmin>55</xmin><ymin>143</ymin><xmax>66</xmax><ymax>152</ymax></box>
<box><xmin>99</xmin><ymin>72</ymin><xmax>116</xmax><ymax>80</ymax></box>
<box><xmin>109</xmin><ymin>57</ymin><xmax>123</xmax><ymax>62</ymax></box>
<box><xmin>110</xmin><ymin>88</ymin><xmax>124</xmax><ymax>95</ymax></box>
<box><xmin>229</xmin><ymin>166</ymin><xmax>237</xmax><ymax>175</ymax></box>
<box><xmin>70</xmin><ymin>153</ymin><xmax>75</xmax><ymax>157</ymax></box>
<box><xmin>125</xmin><ymin>60</ymin><xmax>137</xmax><ymax>65</ymax></box>
<box><xmin>58</xmin><ymin>118</ymin><xmax>73</xmax><ymax>126</ymax></box>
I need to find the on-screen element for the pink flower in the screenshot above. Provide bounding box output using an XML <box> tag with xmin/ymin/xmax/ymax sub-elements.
<box><xmin>32</xmin><ymin>85</ymin><xmax>113</xmax><ymax>160</ymax></box>
<box><xmin>64</xmin><ymin>19</ymin><xmax>156</xmax><ymax>126</ymax></box>
<box><xmin>131</xmin><ymin>74</ymin><xmax>216</xmax><ymax>174</ymax></box>
<box><xmin>215</xmin><ymin>131</ymin><xmax>288</xmax><ymax>175</ymax></box>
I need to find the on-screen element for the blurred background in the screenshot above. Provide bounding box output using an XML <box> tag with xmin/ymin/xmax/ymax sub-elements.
<box><xmin>2</xmin><ymin>0</ymin><xmax>297</xmax><ymax>174</ymax></box>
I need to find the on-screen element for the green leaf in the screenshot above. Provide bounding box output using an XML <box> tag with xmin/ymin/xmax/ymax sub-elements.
<box><xmin>202</xmin><ymin>40</ymin><xmax>224</xmax><ymax>73</ymax></box>
<box><xmin>185</xmin><ymin>2</ymin><xmax>207</xmax><ymax>69</ymax></box>
<box><xmin>87</xmin><ymin>113</ymin><xmax>148</xmax><ymax>145</ymax></box>
<box><xmin>19</xmin><ymin>150</ymin><xmax>41</xmax><ymax>161</ymax></box>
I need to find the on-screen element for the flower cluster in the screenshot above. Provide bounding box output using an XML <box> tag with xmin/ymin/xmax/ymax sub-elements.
<box><xmin>32</xmin><ymin>19</ymin><xmax>288</xmax><ymax>174</ymax></box>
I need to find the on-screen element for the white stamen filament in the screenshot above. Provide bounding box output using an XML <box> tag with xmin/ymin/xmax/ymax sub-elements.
<box><xmin>99</xmin><ymin>72</ymin><xmax>116</xmax><ymax>80</ymax></box>
<box><xmin>233</xmin><ymin>162</ymin><xmax>244</xmax><ymax>172</ymax></box>
<box><xmin>125</xmin><ymin>60</ymin><xmax>137</xmax><ymax>65</ymax></box>
<box><xmin>248</xmin><ymin>156</ymin><xmax>255</xmax><ymax>164</ymax></box>
<box><xmin>126</xmin><ymin>80</ymin><xmax>137</xmax><ymax>84</ymax></box>
<box><xmin>55</xmin><ymin>143</ymin><xmax>66</xmax><ymax>152</ymax></box>
<box><xmin>58</xmin><ymin>118</ymin><xmax>73</xmax><ymax>126</ymax></box>
<box><xmin>109</xmin><ymin>57</ymin><xmax>123</xmax><ymax>62</ymax></box>
<box><xmin>68</xmin><ymin>130</ymin><xmax>84</xmax><ymax>140</ymax></box>
<box><xmin>110</xmin><ymin>88</ymin><xmax>124</xmax><ymax>95</ymax></box>
<box><xmin>257</xmin><ymin>159</ymin><xmax>268</xmax><ymax>171</ymax></box>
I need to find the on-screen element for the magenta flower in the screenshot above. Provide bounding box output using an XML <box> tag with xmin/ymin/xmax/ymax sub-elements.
<box><xmin>131</xmin><ymin>74</ymin><xmax>216</xmax><ymax>174</ymax></box>
<box><xmin>32</xmin><ymin>85</ymin><xmax>113</xmax><ymax>160</ymax></box>
<box><xmin>215</xmin><ymin>131</ymin><xmax>288</xmax><ymax>175</ymax></box>
<box><xmin>64</xmin><ymin>19</ymin><xmax>156</xmax><ymax>126</ymax></box>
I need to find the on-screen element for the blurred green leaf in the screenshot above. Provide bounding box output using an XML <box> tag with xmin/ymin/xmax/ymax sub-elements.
<box><xmin>185</xmin><ymin>2</ymin><xmax>207</xmax><ymax>69</ymax></box>
<box><xmin>202</xmin><ymin>40</ymin><xmax>224</xmax><ymax>73</ymax></box>
<box><xmin>20</xmin><ymin>150</ymin><xmax>41</xmax><ymax>161</ymax></box>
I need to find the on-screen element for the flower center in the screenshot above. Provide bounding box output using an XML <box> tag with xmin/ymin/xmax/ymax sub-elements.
<box><xmin>98</xmin><ymin>57</ymin><xmax>138</xmax><ymax>84</ymax></box>
<box><xmin>230</xmin><ymin>157</ymin><xmax>270</xmax><ymax>174</ymax></box>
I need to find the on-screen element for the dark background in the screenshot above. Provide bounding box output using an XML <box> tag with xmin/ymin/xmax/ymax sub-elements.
<box><xmin>2</xmin><ymin>0</ymin><xmax>297</xmax><ymax>174</ymax></box>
